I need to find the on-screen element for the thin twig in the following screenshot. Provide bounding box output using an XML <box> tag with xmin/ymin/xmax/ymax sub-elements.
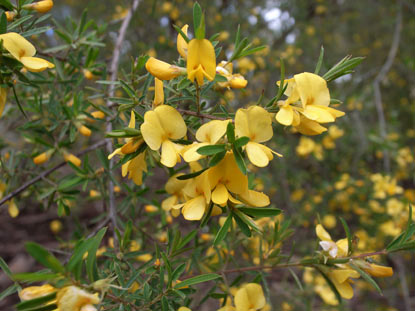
<box><xmin>373</xmin><ymin>0</ymin><xmax>402</xmax><ymax>173</ymax></box>
<box><xmin>105</xmin><ymin>0</ymin><xmax>141</xmax><ymax>246</ymax></box>
<box><xmin>0</xmin><ymin>140</ymin><xmax>106</xmax><ymax>208</ymax></box>
<box><xmin>177</xmin><ymin>108</ymin><xmax>227</xmax><ymax>120</ymax></box>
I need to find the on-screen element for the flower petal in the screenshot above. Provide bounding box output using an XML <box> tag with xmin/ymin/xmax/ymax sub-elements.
<box><xmin>20</xmin><ymin>56</ymin><xmax>54</xmax><ymax>72</ymax></box>
<box><xmin>177</xmin><ymin>24</ymin><xmax>188</xmax><ymax>59</ymax></box>
<box><xmin>182</xmin><ymin>195</ymin><xmax>206</xmax><ymax>220</ymax></box>
<box><xmin>212</xmin><ymin>183</ymin><xmax>229</xmax><ymax>206</ymax></box>
<box><xmin>276</xmin><ymin>105</ymin><xmax>294</xmax><ymax>126</ymax></box>
<box><xmin>246</xmin><ymin>142</ymin><xmax>269</xmax><ymax>167</ymax></box>
<box><xmin>196</xmin><ymin>120</ymin><xmax>230</xmax><ymax>144</ymax></box>
<box><xmin>161</xmin><ymin>140</ymin><xmax>179</xmax><ymax>167</ymax></box>
<box><xmin>316</xmin><ymin>224</ymin><xmax>332</xmax><ymax>241</ymax></box>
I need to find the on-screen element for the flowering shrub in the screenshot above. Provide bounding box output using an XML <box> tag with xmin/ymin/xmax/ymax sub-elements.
<box><xmin>0</xmin><ymin>1</ymin><xmax>413</xmax><ymax>310</ymax></box>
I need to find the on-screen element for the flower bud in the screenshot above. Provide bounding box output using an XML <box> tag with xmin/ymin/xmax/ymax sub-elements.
<box><xmin>83</xmin><ymin>69</ymin><xmax>96</xmax><ymax>80</ymax></box>
<box><xmin>363</xmin><ymin>263</ymin><xmax>393</xmax><ymax>277</ymax></box>
<box><xmin>50</xmin><ymin>220</ymin><xmax>63</xmax><ymax>234</ymax></box>
<box><xmin>19</xmin><ymin>284</ymin><xmax>56</xmax><ymax>301</ymax></box>
<box><xmin>78</xmin><ymin>125</ymin><xmax>92</xmax><ymax>137</ymax></box>
<box><xmin>64</xmin><ymin>153</ymin><xmax>82</xmax><ymax>167</ymax></box>
<box><xmin>33</xmin><ymin>151</ymin><xmax>51</xmax><ymax>165</ymax></box>
<box><xmin>229</xmin><ymin>74</ymin><xmax>248</xmax><ymax>89</ymax></box>
<box><xmin>145</xmin><ymin>57</ymin><xmax>183</xmax><ymax>80</ymax></box>
<box><xmin>91</xmin><ymin>110</ymin><xmax>105</xmax><ymax>119</ymax></box>
<box><xmin>23</xmin><ymin>0</ymin><xmax>54</xmax><ymax>13</ymax></box>
<box><xmin>5</xmin><ymin>11</ymin><xmax>16</xmax><ymax>22</ymax></box>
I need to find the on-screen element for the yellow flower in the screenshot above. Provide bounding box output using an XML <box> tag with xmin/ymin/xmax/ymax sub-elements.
<box><xmin>178</xmin><ymin>307</ymin><xmax>192</xmax><ymax>311</ymax></box>
<box><xmin>19</xmin><ymin>284</ymin><xmax>57</xmax><ymax>301</ymax></box>
<box><xmin>177</xmin><ymin>24</ymin><xmax>189</xmax><ymax>59</ymax></box>
<box><xmin>181</xmin><ymin>170</ymin><xmax>211</xmax><ymax>220</ymax></box>
<box><xmin>235</xmin><ymin>106</ymin><xmax>281</xmax><ymax>167</ymax></box>
<box><xmin>23</xmin><ymin>0</ymin><xmax>54</xmax><ymax>13</ymax></box>
<box><xmin>145</xmin><ymin>57</ymin><xmax>183</xmax><ymax>80</ymax></box>
<box><xmin>209</xmin><ymin>152</ymin><xmax>248</xmax><ymax>206</ymax></box>
<box><xmin>327</xmin><ymin>268</ymin><xmax>360</xmax><ymax>299</ymax></box>
<box><xmin>50</xmin><ymin>220</ymin><xmax>63</xmax><ymax>234</ymax></box>
<box><xmin>316</xmin><ymin>224</ymin><xmax>348</xmax><ymax>258</ymax></box>
<box><xmin>216</xmin><ymin>61</ymin><xmax>248</xmax><ymax>89</ymax></box>
<box><xmin>275</xmin><ymin>73</ymin><xmax>344</xmax><ymax>135</ymax></box>
<box><xmin>33</xmin><ymin>150</ymin><xmax>52</xmax><ymax>165</ymax></box>
<box><xmin>153</xmin><ymin>78</ymin><xmax>164</xmax><ymax>107</ymax></box>
<box><xmin>161</xmin><ymin>174</ymin><xmax>188</xmax><ymax>217</ymax></box>
<box><xmin>141</xmin><ymin>105</ymin><xmax>186</xmax><ymax>167</ymax></box>
<box><xmin>0</xmin><ymin>32</ymin><xmax>54</xmax><ymax>72</ymax></box>
<box><xmin>78</xmin><ymin>125</ymin><xmax>92</xmax><ymax>137</ymax></box>
<box><xmin>234</xmin><ymin>283</ymin><xmax>266</xmax><ymax>311</ymax></box>
<box><xmin>362</xmin><ymin>263</ymin><xmax>393</xmax><ymax>278</ymax></box>
<box><xmin>187</xmin><ymin>39</ymin><xmax>216</xmax><ymax>85</ymax></box>
<box><xmin>182</xmin><ymin>119</ymin><xmax>230</xmax><ymax>162</ymax></box>
<box><xmin>108</xmin><ymin>111</ymin><xmax>147</xmax><ymax>185</ymax></box>
<box><xmin>5</xmin><ymin>11</ymin><xmax>16</xmax><ymax>22</ymax></box>
<box><xmin>64</xmin><ymin>153</ymin><xmax>82</xmax><ymax>167</ymax></box>
<box><xmin>56</xmin><ymin>286</ymin><xmax>100</xmax><ymax>311</ymax></box>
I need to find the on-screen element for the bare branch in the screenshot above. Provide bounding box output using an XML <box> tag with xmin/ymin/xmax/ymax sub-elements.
<box><xmin>0</xmin><ymin>140</ymin><xmax>106</xmax><ymax>208</ymax></box>
<box><xmin>373</xmin><ymin>0</ymin><xmax>403</xmax><ymax>173</ymax></box>
<box><xmin>105</xmin><ymin>0</ymin><xmax>141</xmax><ymax>245</ymax></box>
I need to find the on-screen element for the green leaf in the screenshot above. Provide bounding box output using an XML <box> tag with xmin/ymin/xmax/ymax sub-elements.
<box><xmin>226</xmin><ymin>121</ymin><xmax>235</xmax><ymax>143</ymax></box>
<box><xmin>314</xmin><ymin>46</ymin><xmax>325</xmax><ymax>74</ymax></box>
<box><xmin>234</xmin><ymin>137</ymin><xmax>249</xmax><ymax>148</ymax></box>
<box><xmin>0</xmin><ymin>12</ymin><xmax>7</xmax><ymax>34</ymax></box>
<box><xmin>238</xmin><ymin>207</ymin><xmax>281</xmax><ymax>218</ymax></box>
<box><xmin>57</xmin><ymin>175</ymin><xmax>84</xmax><ymax>191</ymax></box>
<box><xmin>232</xmin><ymin>145</ymin><xmax>247</xmax><ymax>175</ymax></box>
<box><xmin>16</xmin><ymin>292</ymin><xmax>57</xmax><ymax>310</ymax></box>
<box><xmin>323</xmin><ymin>56</ymin><xmax>364</xmax><ymax>82</ymax></box>
<box><xmin>173</xmin><ymin>24</ymin><xmax>190</xmax><ymax>43</ymax></box>
<box><xmin>197</xmin><ymin>144</ymin><xmax>226</xmax><ymax>156</ymax></box>
<box><xmin>13</xmin><ymin>272</ymin><xmax>60</xmax><ymax>282</ymax></box>
<box><xmin>214</xmin><ymin>214</ymin><xmax>232</xmax><ymax>246</ymax></box>
<box><xmin>0</xmin><ymin>0</ymin><xmax>13</xmax><ymax>11</ymax></box>
<box><xmin>172</xmin><ymin>263</ymin><xmax>187</xmax><ymax>282</ymax></box>
<box><xmin>174</xmin><ymin>273</ymin><xmax>221</xmax><ymax>289</ymax></box>
<box><xmin>0</xmin><ymin>283</ymin><xmax>19</xmax><ymax>301</ymax></box>
<box><xmin>232</xmin><ymin>211</ymin><xmax>251</xmax><ymax>237</ymax></box>
<box><xmin>209</xmin><ymin>150</ymin><xmax>226</xmax><ymax>167</ymax></box>
<box><xmin>349</xmin><ymin>262</ymin><xmax>382</xmax><ymax>295</ymax></box>
<box><xmin>193</xmin><ymin>2</ymin><xmax>205</xmax><ymax>39</ymax></box>
<box><xmin>86</xmin><ymin>227</ymin><xmax>107</xmax><ymax>282</ymax></box>
<box><xmin>0</xmin><ymin>256</ymin><xmax>12</xmax><ymax>279</ymax></box>
<box><xmin>339</xmin><ymin>217</ymin><xmax>353</xmax><ymax>255</ymax></box>
<box><xmin>176</xmin><ymin>168</ymin><xmax>208</xmax><ymax>180</ymax></box>
<box><xmin>233</xmin><ymin>209</ymin><xmax>261</xmax><ymax>234</ymax></box>
<box><xmin>314</xmin><ymin>266</ymin><xmax>343</xmax><ymax>305</ymax></box>
<box><xmin>25</xmin><ymin>243</ymin><xmax>64</xmax><ymax>273</ymax></box>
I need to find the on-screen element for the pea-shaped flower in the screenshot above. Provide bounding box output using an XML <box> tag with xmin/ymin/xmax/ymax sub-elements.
<box><xmin>0</xmin><ymin>32</ymin><xmax>54</xmax><ymax>72</ymax></box>
<box><xmin>235</xmin><ymin>106</ymin><xmax>282</xmax><ymax>167</ymax></box>
<box><xmin>140</xmin><ymin>105</ymin><xmax>187</xmax><ymax>167</ymax></box>
<box><xmin>187</xmin><ymin>39</ymin><xmax>216</xmax><ymax>85</ymax></box>
<box><xmin>234</xmin><ymin>283</ymin><xmax>266</xmax><ymax>311</ymax></box>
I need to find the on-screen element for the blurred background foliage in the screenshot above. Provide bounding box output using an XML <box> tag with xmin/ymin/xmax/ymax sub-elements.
<box><xmin>0</xmin><ymin>0</ymin><xmax>414</xmax><ymax>310</ymax></box>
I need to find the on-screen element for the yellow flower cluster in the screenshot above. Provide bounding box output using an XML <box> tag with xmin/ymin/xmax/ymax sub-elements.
<box><xmin>18</xmin><ymin>284</ymin><xmax>100</xmax><ymax>311</ymax></box>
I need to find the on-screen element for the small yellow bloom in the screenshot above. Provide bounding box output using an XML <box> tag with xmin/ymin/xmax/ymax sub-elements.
<box><xmin>181</xmin><ymin>171</ymin><xmax>211</xmax><ymax>220</ymax></box>
<box><xmin>0</xmin><ymin>87</ymin><xmax>8</xmax><ymax>117</ymax></box>
<box><xmin>327</xmin><ymin>268</ymin><xmax>360</xmax><ymax>299</ymax></box>
<box><xmin>64</xmin><ymin>153</ymin><xmax>82</xmax><ymax>167</ymax></box>
<box><xmin>0</xmin><ymin>32</ymin><xmax>54</xmax><ymax>72</ymax></box>
<box><xmin>145</xmin><ymin>204</ymin><xmax>158</xmax><ymax>213</ymax></box>
<box><xmin>90</xmin><ymin>111</ymin><xmax>105</xmax><ymax>119</ymax></box>
<box><xmin>23</xmin><ymin>0</ymin><xmax>54</xmax><ymax>13</ymax></box>
<box><xmin>362</xmin><ymin>263</ymin><xmax>393</xmax><ymax>277</ymax></box>
<box><xmin>316</xmin><ymin>224</ymin><xmax>348</xmax><ymax>258</ymax></box>
<box><xmin>56</xmin><ymin>286</ymin><xmax>100</xmax><ymax>311</ymax></box>
<box><xmin>78</xmin><ymin>125</ymin><xmax>92</xmax><ymax>137</ymax></box>
<box><xmin>19</xmin><ymin>284</ymin><xmax>57</xmax><ymax>301</ymax></box>
<box><xmin>187</xmin><ymin>39</ymin><xmax>216</xmax><ymax>85</ymax></box>
<box><xmin>153</xmin><ymin>78</ymin><xmax>164</xmax><ymax>107</ymax></box>
<box><xmin>182</xmin><ymin>119</ymin><xmax>230</xmax><ymax>162</ymax></box>
<box><xmin>275</xmin><ymin>73</ymin><xmax>344</xmax><ymax>135</ymax></box>
<box><xmin>33</xmin><ymin>151</ymin><xmax>51</xmax><ymax>165</ymax></box>
<box><xmin>141</xmin><ymin>105</ymin><xmax>186</xmax><ymax>167</ymax></box>
<box><xmin>50</xmin><ymin>220</ymin><xmax>63</xmax><ymax>234</ymax></box>
<box><xmin>234</xmin><ymin>283</ymin><xmax>266</xmax><ymax>311</ymax></box>
<box><xmin>178</xmin><ymin>307</ymin><xmax>192</xmax><ymax>311</ymax></box>
<box><xmin>146</xmin><ymin>57</ymin><xmax>183</xmax><ymax>80</ymax></box>
<box><xmin>83</xmin><ymin>69</ymin><xmax>96</xmax><ymax>80</ymax></box>
<box><xmin>8</xmin><ymin>199</ymin><xmax>18</xmax><ymax>218</ymax></box>
<box><xmin>216</xmin><ymin>61</ymin><xmax>248</xmax><ymax>89</ymax></box>
<box><xmin>5</xmin><ymin>11</ymin><xmax>16</xmax><ymax>22</ymax></box>
<box><xmin>177</xmin><ymin>24</ymin><xmax>189</xmax><ymax>59</ymax></box>
<box><xmin>235</xmin><ymin>106</ymin><xmax>281</xmax><ymax>167</ymax></box>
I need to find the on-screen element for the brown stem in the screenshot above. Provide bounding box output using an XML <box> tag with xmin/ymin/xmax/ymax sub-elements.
<box><xmin>177</xmin><ymin>108</ymin><xmax>227</xmax><ymax>120</ymax></box>
<box><xmin>0</xmin><ymin>140</ymin><xmax>106</xmax><ymax>208</ymax></box>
